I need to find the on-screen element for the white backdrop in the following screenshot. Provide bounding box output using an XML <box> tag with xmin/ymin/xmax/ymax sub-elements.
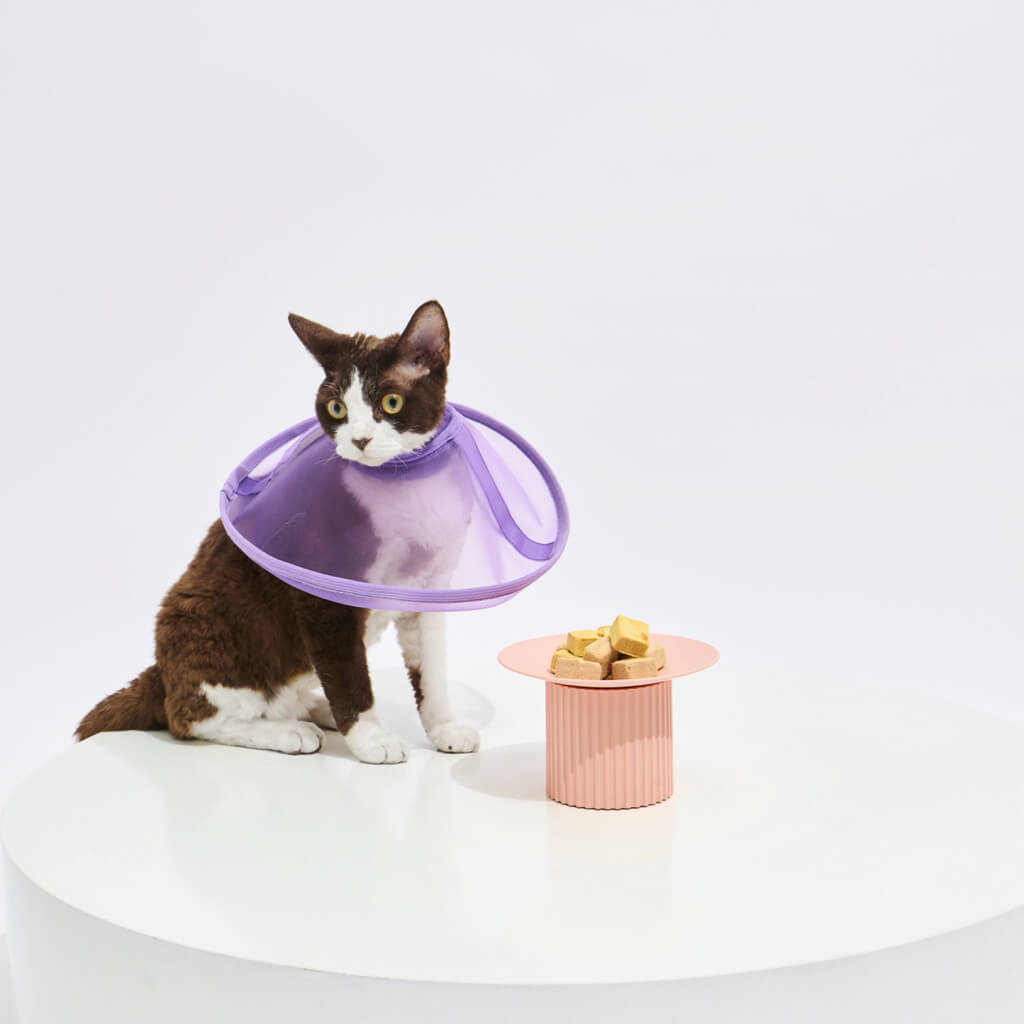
<box><xmin>1</xmin><ymin>0</ymin><xmax>1022</xmax><ymax>954</ymax></box>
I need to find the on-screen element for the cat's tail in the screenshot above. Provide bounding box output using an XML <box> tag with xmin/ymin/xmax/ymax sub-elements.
<box><xmin>75</xmin><ymin>665</ymin><xmax>168</xmax><ymax>741</ymax></box>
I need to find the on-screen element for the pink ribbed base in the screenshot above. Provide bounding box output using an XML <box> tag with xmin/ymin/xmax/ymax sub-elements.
<box><xmin>545</xmin><ymin>679</ymin><xmax>673</xmax><ymax>809</ymax></box>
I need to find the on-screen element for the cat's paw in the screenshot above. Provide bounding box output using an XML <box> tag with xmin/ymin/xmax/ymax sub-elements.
<box><xmin>272</xmin><ymin>721</ymin><xmax>324</xmax><ymax>755</ymax></box>
<box><xmin>346</xmin><ymin>728</ymin><xmax>408</xmax><ymax>765</ymax></box>
<box><xmin>428</xmin><ymin>720</ymin><xmax>480</xmax><ymax>754</ymax></box>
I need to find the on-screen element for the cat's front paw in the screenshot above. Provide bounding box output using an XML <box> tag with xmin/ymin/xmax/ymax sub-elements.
<box><xmin>429</xmin><ymin>721</ymin><xmax>480</xmax><ymax>754</ymax></box>
<box><xmin>346</xmin><ymin>728</ymin><xmax>408</xmax><ymax>765</ymax></box>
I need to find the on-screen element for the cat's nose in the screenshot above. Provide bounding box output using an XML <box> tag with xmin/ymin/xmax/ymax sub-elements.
<box><xmin>352</xmin><ymin>436</ymin><xmax>372</xmax><ymax>451</ymax></box>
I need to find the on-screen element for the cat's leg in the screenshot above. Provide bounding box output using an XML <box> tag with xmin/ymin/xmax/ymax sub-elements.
<box><xmin>291</xmin><ymin>593</ymin><xmax>407</xmax><ymax>765</ymax></box>
<box><xmin>305</xmin><ymin>694</ymin><xmax>340</xmax><ymax>731</ymax></box>
<box><xmin>275</xmin><ymin>672</ymin><xmax>338</xmax><ymax>731</ymax></box>
<box><xmin>166</xmin><ymin>675</ymin><xmax>324</xmax><ymax>755</ymax></box>
<box><xmin>395</xmin><ymin>612</ymin><xmax>480</xmax><ymax>754</ymax></box>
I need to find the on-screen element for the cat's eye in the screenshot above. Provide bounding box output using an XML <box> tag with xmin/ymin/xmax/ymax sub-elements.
<box><xmin>327</xmin><ymin>399</ymin><xmax>347</xmax><ymax>420</ymax></box>
<box><xmin>381</xmin><ymin>393</ymin><xmax>404</xmax><ymax>414</ymax></box>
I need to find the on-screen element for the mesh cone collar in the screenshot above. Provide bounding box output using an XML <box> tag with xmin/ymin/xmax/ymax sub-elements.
<box><xmin>221</xmin><ymin>403</ymin><xmax>569</xmax><ymax>611</ymax></box>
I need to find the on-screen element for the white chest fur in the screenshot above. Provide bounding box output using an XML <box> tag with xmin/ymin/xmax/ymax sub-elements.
<box><xmin>344</xmin><ymin>456</ymin><xmax>472</xmax><ymax>590</ymax></box>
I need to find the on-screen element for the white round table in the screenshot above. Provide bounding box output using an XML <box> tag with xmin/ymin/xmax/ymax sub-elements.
<box><xmin>4</xmin><ymin>663</ymin><xmax>1024</xmax><ymax>1023</ymax></box>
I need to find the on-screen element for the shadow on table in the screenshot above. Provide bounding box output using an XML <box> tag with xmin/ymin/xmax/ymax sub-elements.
<box><xmin>449</xmin><ymin>742</ymin><xmax>548</xmax><ymax>802</ymax></box>
<box><xmin>373</xmin><ymin>679</ymin><xmax>498</xmax><ymax>755</ymax></box>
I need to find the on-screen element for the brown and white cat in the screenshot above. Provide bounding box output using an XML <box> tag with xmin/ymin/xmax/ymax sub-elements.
<box><xmin>76</xmin><ymin>300</ymin><xmax>480</xmax><ymax>763</ymax></box>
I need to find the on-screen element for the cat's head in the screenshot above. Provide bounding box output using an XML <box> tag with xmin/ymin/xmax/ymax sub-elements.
<box><xmin>288</xmin><ymin>300</ymin><xmax>450</xmax><ymax>467</ymax></box>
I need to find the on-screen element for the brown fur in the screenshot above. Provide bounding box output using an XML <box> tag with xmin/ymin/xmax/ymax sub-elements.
<box><xmin>76</xmin><ymin>301</ymin><xmax>450</xmax><ymax>745</ymax></box>
<box><xmin>76</xmin><ymin>665</ymin><xmax>168</xmax><ymax>738</ymax></box>
<box><xmin>406</xmin><ymin>666</ymin><xmax>424</xmax><ymax>709</ymax></box>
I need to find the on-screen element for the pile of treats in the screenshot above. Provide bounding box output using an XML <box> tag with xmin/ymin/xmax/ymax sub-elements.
<box><xmin>550</xmin><ymin>615</ymin><xmax>666</xmax><ymax>681</ymax></box>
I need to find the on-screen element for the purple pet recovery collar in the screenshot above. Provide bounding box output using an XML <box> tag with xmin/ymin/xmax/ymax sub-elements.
<box><xmin>220</xmin><ymin>403</ymin><xmax>569</xmax><ymax>612</ymax></box>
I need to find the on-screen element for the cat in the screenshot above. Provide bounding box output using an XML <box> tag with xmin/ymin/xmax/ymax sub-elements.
<box><xmin>76</xmin><ymin>300</ymin><xmax>480</xmax><ymax>764</ymax></box>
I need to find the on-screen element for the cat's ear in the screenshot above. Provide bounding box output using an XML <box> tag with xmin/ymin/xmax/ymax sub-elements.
<box><xmin>288</xmin><ymin>313</ymin><xmax>345</xmax><ymax>370</ymax></box>
<box><xmin>397</xmin><ymin>300</ymin><xmax>450</xmax><ymax>371</ymax></box>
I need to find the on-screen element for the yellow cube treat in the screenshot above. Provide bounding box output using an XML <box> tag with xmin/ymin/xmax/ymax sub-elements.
<box><xmin>611</xmin><ymin>656</ymin><xmax>658</xmax><ymax>680</ymax></box>
<box><xmin>567</xmin><ymin>629</ymin><xmax>600</xmax><ymax>657</ymax></box>
<box><xmin>582</xmin><ymin>636</ymin><xmax>615</xmax><ymax>678</ymax></box>
<box><xmin>642</xmin><ymin>644</ymin><xmax>666</xmax><ymax>671</ymax></box>
<box><xmin>596</xmin><ymin>625</ymin><xmax>611</xmax><ymax>638</ymax></box>
<box><xmin>609</xmin><ymin>615</ymin><xmax>650</xmax><ymax>657</ymax></box>
<box><xmin>550</xmin><ymin>648</ymin><xmax>571</xmax><ymax>672</ymax></box>
<box><xmin>553</xmin><ymin>654</ymin><xmax>603</xmax><ymax>680</ymax></box>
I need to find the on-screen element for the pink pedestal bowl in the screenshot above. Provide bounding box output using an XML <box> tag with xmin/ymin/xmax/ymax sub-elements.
<box><xmin>498</xmin><ymin>634</ymin><xmax>719</xmax><ymax>810</ymax></box>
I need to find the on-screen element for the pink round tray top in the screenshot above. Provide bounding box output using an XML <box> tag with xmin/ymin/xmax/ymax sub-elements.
<box><xmin>498</xmin><ymin>633</ymin><xmax>719</xmax><ymax>689</ymax></box>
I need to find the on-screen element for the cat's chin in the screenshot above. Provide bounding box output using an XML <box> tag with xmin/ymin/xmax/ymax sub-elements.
<box><xmin>335</xmin><ymin>447</ymin><xmax>405</xmax><ymax>468</ymax></box>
